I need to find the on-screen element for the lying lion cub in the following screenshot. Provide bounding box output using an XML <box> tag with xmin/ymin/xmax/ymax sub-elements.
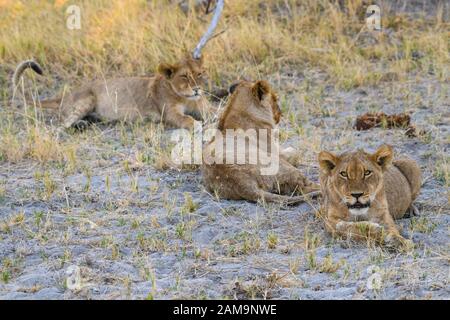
<box><xmin>202</xmin><ymin>80</ymin><xmax>320</xmax><ymax>204</ymax></box>
<box><xmin>318</xmin><ymin>145</ymin><xmax>421</xmax><ymax>248</ymax></box>
<box><xmin>13</xmin><ymin>55</ymin><xmax>212</xmax><ymax>131</ymax></box>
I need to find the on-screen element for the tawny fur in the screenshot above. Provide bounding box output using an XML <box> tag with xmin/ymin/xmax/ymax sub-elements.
<box><xmin>202</xmin><ymin>80</ymin><xmax>320</xmax><ymax>204</ymax></box>
<box><xmin>318</xmin><ymin>145</ymin><xmax>422</xmax><ymax>249</ymax></box>
<box><xmin>12</xmin><ymin>56</ymin><xmax>213</xmax><ymax>130</ymax></box>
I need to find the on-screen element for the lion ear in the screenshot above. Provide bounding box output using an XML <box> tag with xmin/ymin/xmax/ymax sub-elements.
<box><xmin>228</xmin><ymin>82</ymin><xmax>240</xmax><ymax>94</ymax></box>
<box><xmin>158</xmin><ymin>63</ymin><xmax>178</xmax><ymax>79</ymax></box>
<box><xmin>372</xmin><ymin>144</ymin><xmax>393</xmax><ymax>170</ymax></box>
<box><xmin>193</xmin><ymin>54</ymin><xmax>204</xmax><ymax>66</ymax></box>
<box><xmin>319</xmin><ymin>151</ymin><xmax>339</xmax><ymax>174</ymax></box>
<box><xmin>252</xmin><ymin>80</ymin><xmax>271</xmax><ymax>101</ymax></box>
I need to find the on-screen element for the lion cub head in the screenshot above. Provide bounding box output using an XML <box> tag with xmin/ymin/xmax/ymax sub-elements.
<box><xmin>218</xmin><ymin>80</ymin><xmax>281</xmax><ymax>131</ymax></box>
<box><xmin>157</xmin><ymin>55</ymin><xmax>206</xmax><ymax>101</ymax></box>
<box><xmin>318</xmin><ymin>145</ymin><xmax>393</xmax><ymax>216</ymax></box>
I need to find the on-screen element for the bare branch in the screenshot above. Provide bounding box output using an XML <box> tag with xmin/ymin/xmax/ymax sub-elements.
<box><xmin>205</xmin><ymin>0</ymin><xmax>212</xmax><ymax>14</ymax></box>
<box><xmin>192</xmin><ymin>0</ymin><xmax>224</xmax><ymax>60</ymax></box>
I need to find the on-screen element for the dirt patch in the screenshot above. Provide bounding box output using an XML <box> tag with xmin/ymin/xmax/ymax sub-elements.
<box><xmin>0</xmin><ymin>73</ymin><xmax>448</xmax><ymax>300</ymax></box>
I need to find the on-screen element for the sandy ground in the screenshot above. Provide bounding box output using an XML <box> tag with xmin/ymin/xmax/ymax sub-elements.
<box><xmin>0</xmin><ymin>69</ymin><xmax>448</xmax><ymax>299</ymax></box>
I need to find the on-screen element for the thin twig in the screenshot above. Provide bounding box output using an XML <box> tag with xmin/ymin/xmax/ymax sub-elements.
<box><xmin>192</xmin><ymin>0</ymin><xmax>224</xmax><ymax>59</ymax></box>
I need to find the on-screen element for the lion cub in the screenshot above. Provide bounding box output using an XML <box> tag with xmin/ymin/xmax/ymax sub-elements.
<box><xmin>13</xmin><ymin>55</ymin><xmax>212</xmax><ymax>131</ymax></box>
<box><xmin>202</xmin><ymin>80</ymin><xmax>320</xmax><ymax>204</ymax></box>
<box><xmin>318</xmin><ymin>145</ymin><xmax>421</xmax><ymax>249</ymax></box>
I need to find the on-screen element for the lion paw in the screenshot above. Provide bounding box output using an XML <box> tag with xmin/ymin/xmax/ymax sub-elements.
<box><xmin>54</xmin><ymin>127</ymin><xmax>69</xmax><ymax>142</ymax></box>
<box><xmin>336</xmin><ymin>221</ymin><xmax>351</xmax><ymax>232</ymax></box>
<box><xmin>366</xmin><ymin>222</ymin><xmax>383</xmax><ymax>231</ymax></box>
<box><xmin>73</xmin><ymin>119</ymin><xmax>90</xmax><ymax>131</ymax></box>
<box><xmin>385</xmin><ymin>234</ymin><xmax>414</xmax><ymax>251</ymax></box>
<box><xmin>281</xmin><ymin>147</ymin><xmax>301</xmax><ymax>166</ymax></box>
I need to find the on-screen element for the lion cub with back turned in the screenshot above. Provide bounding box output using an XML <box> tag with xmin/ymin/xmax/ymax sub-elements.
<box><xmin>318</xmin><ymin>145</ymin><xmax>421</xmax><ymax>249</ymax></box>
<box><xmin>202</xmin><ymin>80</ymin><xmax>320</xmax><ymax>204</ymax></box>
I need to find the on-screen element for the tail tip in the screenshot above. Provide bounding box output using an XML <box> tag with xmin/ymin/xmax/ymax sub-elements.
<box><xmin>29</xmin><ymin>61</ymin><xmax>43</xmax><ymax>75</ymax></box>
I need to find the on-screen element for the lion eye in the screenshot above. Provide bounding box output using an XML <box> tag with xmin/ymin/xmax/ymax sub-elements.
<box><xmin>340</xmin><ymin>171</ymin><xmax>348</xmax><ymax>178</ymax></box>
<box><xmin>364</xmin><ymin>170</ymin><xmax>372</xmax><ymax>177</ymax></box>
<box><xmin>181</xmin><ymin>74</ymin><xmax>189</xmax><ymax>79</ymax></box>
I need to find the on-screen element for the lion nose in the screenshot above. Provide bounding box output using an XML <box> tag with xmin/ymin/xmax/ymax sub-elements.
<box><xmin>351</xmin><ymin>192</ymin><xmax>364</xmax><ymax>200</ymax></box>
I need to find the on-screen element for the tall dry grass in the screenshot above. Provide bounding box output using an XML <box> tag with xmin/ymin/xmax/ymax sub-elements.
<box><xmin>0</xmin><ymin>0</ymin><xmax>448</xmax><ymax>91</ymax></box>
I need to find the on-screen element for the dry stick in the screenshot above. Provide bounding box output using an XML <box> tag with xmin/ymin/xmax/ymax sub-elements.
<box><xmin>192</xmin><ymin>0</ymin><xmax>224</xmax><ymax>59</ymax></box>
<box><xmin>205</xmin><ymin>0</ymin><xmax>212</xmax><ymax>14</ymax></box>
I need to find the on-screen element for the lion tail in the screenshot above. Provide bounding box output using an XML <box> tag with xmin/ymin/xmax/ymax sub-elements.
<box><xmin>12</xmin><ymin>60</ymin><xmax>43</xmax><ymax>89</ymax></box>
<box><xmin>12</xmin><ymin>60</ymin><xmax>61</xmax><ymax>109</ymax></box>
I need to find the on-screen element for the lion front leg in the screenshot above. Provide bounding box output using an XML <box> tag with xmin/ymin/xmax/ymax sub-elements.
<box><xmin>280</xmin><ymin>147</ymin><xmax>301</xmax><ymax>166</ymax></box>
<box><xmin>377</xmin><ymin>212</ymin><xmax>413</xmax><ymax>250</ymax></box>
<box><xmin>327</xmin><ymin>213</ymin><xmax>413</xmax><ymax>250</ymax></box>
<box><xmin>163</xmin><ymin>105</ymin><xmax>196</xmax><ymax>130</ymax></box>
<box><xmin>333</xmin><ymin>220</ymin><xmax>385</xmax><ymax>242</ymax></box>
<box><xmin>55</xmin><ymin>94</ymin><xmax>95</xmax><ymax>140</ymax></box>
<box><xmin>186</xmin><ymin>98</ymin><xmax>215</xmax><ymax>122</ymax></box>
<box><xmin>61</xmin><ymin>95</ymin><xmax>95</xmax><ymax>129</ymax></box>
<box><xmin>276</xmin><ymin>166</ymin><xmax>320</xmax><ymax>196</ymax></box>
<box><xmin>325</xmin><ymin>209</ymin><xmax>385</xmax><ymax>242</ymax></box>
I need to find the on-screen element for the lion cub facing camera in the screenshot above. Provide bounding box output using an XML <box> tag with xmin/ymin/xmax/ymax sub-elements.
<box><xmin>318</xmin><ymin>145</ymin><xmax>421</xmax><ymax>249</ymax></box>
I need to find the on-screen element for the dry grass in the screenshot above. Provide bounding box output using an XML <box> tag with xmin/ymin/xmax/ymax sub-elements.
<box><xmin>0</xmin><ymin>0</ymin><xmax>448</xmax><ymax>91</ymax></box>
<box><xmin>0</xmin><ymin>112</ymin><xmax>75</xmax><ymax>165</ymax></box>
